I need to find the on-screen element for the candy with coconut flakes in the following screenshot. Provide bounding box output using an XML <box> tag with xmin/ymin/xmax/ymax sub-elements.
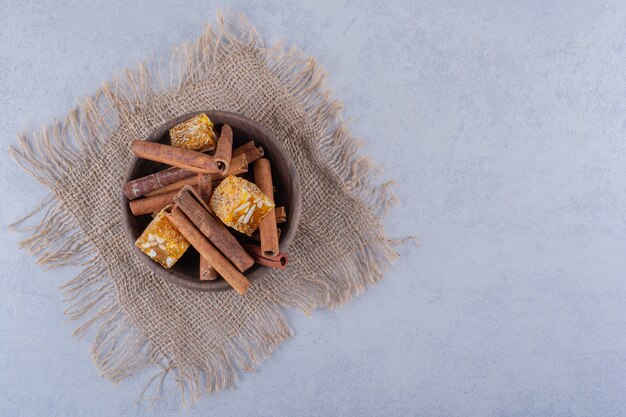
<box><xmin>169</xmin><ymin>113</ymin><xmax>217</xmax><ymax>151</ymax></box>
<box><xmin>135</xmin><ymin>209</ymin><xmax>190</xmax><ymax>268</ymax></box>
<box><xmin>210</xmin><ymin>175</ymin><xmax>275</xmax><ymax>236</ymax></box>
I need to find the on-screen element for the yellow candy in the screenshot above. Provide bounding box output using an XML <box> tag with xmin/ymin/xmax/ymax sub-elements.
<box><xmin>210</xmin><ymin>176</ymin><xmax>275</xmax><ymax>236</ymax></box>
<box><xmin>169</xmin><ymin>113</ymin><xmax>217</xmax><ymax>151</ymax></box>
<box><xmin>135</xmin><ymin>209</ymin><xmax>190</xmax><ymax>268</ymax></box>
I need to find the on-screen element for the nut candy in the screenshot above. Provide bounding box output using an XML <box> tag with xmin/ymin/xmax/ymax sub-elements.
<box><xmin>210</xmin><ymin>175</ymin><xmax>275</xmax><ymax>236</ymax></box>
<box><xmin>135</xmin><ymin>209</ymin><xmax>190</xmax><ymax>268</ymax></box>
<box><xmin>169</xmin><ymin>113</ymin><xmax>217</xmax><ymax>151</ymax></box>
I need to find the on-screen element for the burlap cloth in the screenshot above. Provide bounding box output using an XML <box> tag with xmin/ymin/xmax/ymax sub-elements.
<box><xmin>10</xmin><ymin>12</ymin><xmax>398</xmax><ymax>403</ymax></box>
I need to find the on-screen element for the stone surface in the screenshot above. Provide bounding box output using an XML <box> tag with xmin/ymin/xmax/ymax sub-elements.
<box><xmin>1</xmin><ymin>1</ymin><xmax>625</xmax><ymax>416</ymax></box>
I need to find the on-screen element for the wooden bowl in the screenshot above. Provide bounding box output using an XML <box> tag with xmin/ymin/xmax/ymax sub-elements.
<box><xmin>121</xmin><ymin>111</ymin><xmax>301</xmax><ymax>291</ymax></box>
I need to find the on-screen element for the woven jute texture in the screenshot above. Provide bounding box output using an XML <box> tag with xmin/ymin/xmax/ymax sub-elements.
<box><xmin>10</xmin><ymin>11</ymin><xmax>398</xmax><ymax>403</ymax></box>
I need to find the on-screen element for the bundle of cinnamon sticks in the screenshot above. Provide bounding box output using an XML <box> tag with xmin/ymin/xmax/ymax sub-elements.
<box><xmin>126</xmin><ymin>114</ymin><xmax>289</xmax><ymax>296</ymax></box>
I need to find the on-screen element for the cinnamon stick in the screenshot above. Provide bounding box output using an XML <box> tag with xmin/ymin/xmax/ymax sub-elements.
<box><xmin>129</xmin><ymin>189</ymin><xmax>186</xmax><ymax>216</ymax></box>
<box><xmin>198</xmin><ymin>173</ymin><xmax>214</xmax><ymax>202</ymax></box>
<box><xmin>213</xmin><ymin>124</ymin><xmax>233</xmax><ymax>174</ymax></box>
<box><xmin>244</xmin><ymin>244</ymin><xmax>288</xmax><ymax>270</ymax></box>
<box><xmin>198</xmin><ymin>170</ymin><xmax>217</xmax><ymax>280</ymax></box>
<box><xmin>251</xmin><ymin>227</ymin><xmax>281</xmax><ymax>243</ymax></box>
<box><xmin>126</xmin><ymin>141</ymin><xmax>260</xmax><ymax>200</ymax></box>
<box><xmin>190</xmin><ymin>176</ymin><xmax>216</xmax><ymax>280</ymax></box>
<box><xmin>199</xmin><ymin>256</ymin><xmax>218</xmax><ymax>280</ymax></box>
<box><xmin>166</xmin><ymin>206</ymin><xmax>250</xmax><ymax>295</ymax></box>
<box><xmin>233</xmin><ymin>140</ymin><xmax>257</xmax><ymax>155</ymax></box>
<box><xmin>123</xmin><ymin>166</ymin><xmax>195</xmax><ymax>200</ymax></box>
<box><xmin>235</xmin><ymin>141</ymin><xmax>264</xmax><ymax>165</ymax></box>
<box><xmin>174</xmin><ymin>186</ymin><xmax>254</xmax><ymax>273</ymax></box>
<box><xmin>131</xmin><ymin>140</ymin><xmax>221</xmax><ymax>174</ymax></box>
<box><xmin>144</xmin><ymin>153</ymin><xmax>248</xmax><ymax>197</ymax></box>
<box><xmin>274</xmin><ymin>206</ymin><xmax>287</xmax><ymax>224</ymax></box>
<box><xmin>253</xmin><ymin>158</ymin><xmax>279</xmax><ymax>257</ymax></box>
<box><xmin>145</xmin><ymin>176</ymin><xmax>198</xmax><ymax>197</ymax></box>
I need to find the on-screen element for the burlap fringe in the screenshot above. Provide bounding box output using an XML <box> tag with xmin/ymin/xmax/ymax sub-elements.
<box><xmin>256</xmin><ymin>38</ymin><xmax>401</xmax><ymax>312</ymax></box>
<box><xmin>9</xmin><ymin>10</ymin><xmax>399</xmax><ymax>404</ymax></box>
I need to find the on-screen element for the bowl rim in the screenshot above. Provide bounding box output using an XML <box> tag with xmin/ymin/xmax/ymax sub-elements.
<box><xmin>121</xmin><ymin>110</ymin><xmax>301</xmax><ymax>292</ymax></box>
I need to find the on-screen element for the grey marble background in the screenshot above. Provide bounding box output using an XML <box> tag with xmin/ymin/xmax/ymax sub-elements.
<box><xmin>1</xmin><ymin>1</ymin><xmax>625</xmax><ymax>416</ymax></box>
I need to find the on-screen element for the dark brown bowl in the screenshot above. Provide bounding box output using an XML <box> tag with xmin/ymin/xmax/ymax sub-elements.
<box><xmin>121</xmin><ymin>111</ymin><xmax>301</xmax><ymax>291</ymax></box>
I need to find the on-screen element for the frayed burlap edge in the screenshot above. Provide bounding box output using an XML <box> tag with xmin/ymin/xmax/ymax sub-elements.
<box><xmin>9</xmin><ymin>10</ymin><xmax>400</xmax><ymax>405</ymax></box>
